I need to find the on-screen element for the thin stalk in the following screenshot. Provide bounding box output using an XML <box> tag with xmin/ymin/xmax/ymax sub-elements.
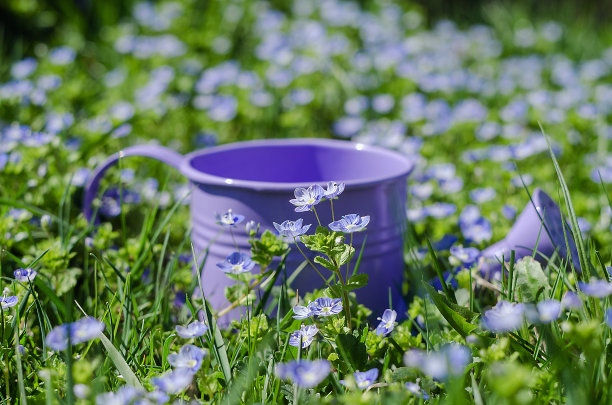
<box><xmin>312</xmin><ymin>206</ymin><xmax>321</xmax><ymax>227</ymax></box>
<box><xmin>230</xmin><ymin>228</ymin><xmax>240</xmax><ymax>252</ymax></box>
<box><xmin>330</xmin><ymin>199</ymin><xmax>335</xmax><ymax>222</ymax></box>
<box><xmin>333</xmin><ymin>260</ymin><xmax>352</xmax><ymax>330</ymax></box>
<box><xmin>293</xmin><ymin>239</ymin><xmax>328</xmax><ymax>284</ymax></box>
<box><xmin>346</xmin><ymin>233</ymin><xmax>353</xmax><ymax>281</ymax></box>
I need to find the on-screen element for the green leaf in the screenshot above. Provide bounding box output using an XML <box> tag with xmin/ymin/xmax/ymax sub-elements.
<box><xmin>344</xmin><ymin>273</ymin><xmax>369</xmax><ymax>291</ymax></box>
<box><xmin>391</xmin><ymin>367</ymin><xmax>418</xmax><ymax>382</ymax></box>
<box><xmin>335</xmin><ymin>333</ymin><xmax>368</xmax><ymax>373</ymax></box>
<box><xmin>423</xmin><ymin>282</ymin><xmax>478</xmax><ymax>337</ymax></box>
<box><xmin>98</xmin><ymin>332</ymin><xmax>143</xmax><ymax>388</ymax></box>
<box><xmin>514</xmin><ymin>256</ymin><xmax>550</xmax><ymax>302</ymax></box>
<box><xmin>333</xmin><ymin>244</ymin><xmax>355</xmax><ymax>267</ymax></box>
<box><xmin>314</xmin><ymin>255</ymin><xmax>336</xmax><ymax>271</ymax></box>
<box><xmin>325</xmin><ymin>284</ymin><xmax>343</xmax><ymax>299</ymax></box>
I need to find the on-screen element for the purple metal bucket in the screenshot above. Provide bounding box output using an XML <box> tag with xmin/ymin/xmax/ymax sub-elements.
<box><xmin>481</xmin><ymin>188</ymin><xmax>580</xmax><ymax>273</ymax></box>
<box><xmin>84</xmin><ymin>138</ymin><xmax>414</xmax><ymax>321</ymax></box>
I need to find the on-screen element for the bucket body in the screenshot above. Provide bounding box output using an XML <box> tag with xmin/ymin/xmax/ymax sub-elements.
<box><xmin>85</xmin><ymin>138</ymin><xmax>414</xmax><ymax>322</ymax></box>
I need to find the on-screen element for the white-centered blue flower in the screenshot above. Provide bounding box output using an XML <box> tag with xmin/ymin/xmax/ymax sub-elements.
<box><xmin>289</xmin><ymin>324</ymin><xmax>319</xmax><ymax>348</ymax></box>
<box><xmin>482</xmin><ymin>300</ymin><xmax>525</xmax><ymax>333</ymax></box>
<box><xmin>289</xmin><ymin>185</ymin><xmax>325</xmax><ymax>212</ymax></box>
<box><xmin>309</xmin><ymin>297</ymin><xmax>343</xmax><ymax>317</ymax></box>
<box><xmin>167</xmin><ymin>344</ymin><xmax>207</xmax><ymax>373</ymax></box>
<box><xmin>561</xmin><ymin>291</ymin><xmax>582</xmax><ymax>310</ymax></box>
<box><xmin>329</xmin><ymin>214</ymin><xmax>370</xmax><ymax>233</ymax></box>
<box><xmin>526</xmin><ymin>299</ymin><xmax>562</xmax><ymax>324</ymax></box>
<box><xmin>216</xmin><ymin>252</ymin><xmax>255</xmax><ymax>274</ymax></box>
<box><xmin>449</xmin><ymin>245</ymin><xmax>480</xmax><ymax>266</ymax></box>
<box><xmin>0</xmin><ymin>294</ymin><xmax>18</xmax><ymax>310</ymax></box>
<box><xmin>323</xmin><ymin>181</ymin><xmax>345</xmax><ymax>200</ymax></box>
<box><xmin>175</xmin><ymin>321</ymin><xmax>208</xmax><ymax>338</ymax></box>
<box><xmin>14</xmin><ymin>267</ymin><xmax>38</xmax><ymax>283</ymax></box>
<box><xmin>46</xmin><ymin>317</ymin><xmax>105</xmax><ymax>351</ymax></box>
<box><xmin>215</xmin><ymin>209</ymin><xmax>245</xmax><ymax>227</ymax></box>
<box><xmin>292</xmin><ymin>304</ymin><xmax>313</xmax><ymax>320</ymax></box>
<box><xmin>275</xmin><ymin>359</ymin><xmax>331</xmax><ymax>388</ymax></box>
<box><xmin>340</xmin><ymin>368</ymin><xmax>379</xmax><ymax>389</ymax></box>
<box><xmin>273</xmin><ymin>218</ymin><xmax>311</xmax><ymax>238</ymax></box>
<box><xmin>404</xmin><ymin>344</ymin><xmax>471</xmax><ymax>380</ymax></box>
<box><xmin>375</xmin><ymin>309</ymin><xmax>397</xmax><ymax>336</ymax></box>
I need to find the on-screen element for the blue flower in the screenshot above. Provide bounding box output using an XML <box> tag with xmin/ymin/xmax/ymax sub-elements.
<box><xmin>309</xmin><ymin>297</ymin><xmax>343</xmax><ymax>317</ymax></box>
<box><xmin>578</xmin><ymin>279</ymin><xmax>612</xmax><ymax>298</ymax></box>
<box><xmin>352</xmin><ymin>368</ymin><xmax>379</xmax><ymax>389</ymax></box>
<box><xmin>216</xmin><ymin>252</ymin><xmax>255</xmax><ymax>275</ymax></box>
<box><xmin>526</xmin><ymin>300</ymin><xmax>562</xmax><ymax>324</ymax></box>
<box><xmin>561</xmin><ymin>291</ymin><xmax>582</xmax><ymax>310</ymax></box>
<box><xmin>449</xmin><ymin>245</ymin><xmax>480</xmax><ymax>266</ymax></box>
<box><xmin>404</xmin><ymin>344</ymin><xmax>471</xmax><ymax>380</ymax></box>
<box><xmin>167</xmin><ymin>344</ymin><xmax>207</xmax><ymax>373</ymax></box>
<box><xmin>375</xmin><ymin>309</ymin><xmax>397</xmax><ymax>336</ymax></box>
<box><xmin>275</xmin><ymin>359</ymin><xmax>331</xmax><ymax>388</ymax></box>
<box><xmin>175</xmin><ymin>321</ymin><xmax>208</xmax><ymax>339</ymax></box>
<box><xmin>461</xmin><ymin>216</ymin><xmax>492</xmax><ymax>244</ymax></box>
<box><xmin>46</xmin><ymin>317</ymin><xmax>105</xmax><ymax>351</ymax></box>
<box><xmin>323</xmin><ymin>181</ymin><xmax>345</xmax><ymax>200</ymax></box>
<box><xmin>329</xmin><ymin>214</ymin><xmax>370</xmax><ymax>233</ymax></box>
<box><xmin>273</xmin><ymin>218</ymin><xmax>311</xmax><ymax>238</ymax></box>
<box><xmin>482</xmin><ymin>300</ymin><xmax>525</xmax><ymax>333</ymax></box>
<box><xmin>289</xmin><ymin>324</ymin><xmax>319</xmax><ymax>348</ymax></box>
<box><xmin>14</xmin><ymin>268</ymin><xmax>37</xmax><ymax>283</ymax></box>
<box><xmin>290</xmin><ymin>185</ymin><xmax>325</xmax><ymax>212</ymax></box>
<box><xmin>292</xmin><ymin>304</ymin><xmax>313</xmax><ymax>320</ymax></box>
<box><xmin>216</xmin><ymin>209</ymin><xmax>245</xmax><ymax>227</ymax></box>
<box><xmin>0</xmin><ymin>295</ymin><xmax>18</xmax><ymax>310</ymax></box>
<box><xmin>605</xmin><ymin>308</ymin><xmax>612</xmax><ymax>328</ymax></box>
<box><xmin>151</xmin><ymin>368</ymin><xmax>194</xmax><ymax>394</ymax></box>
<box><xmin>95</xmin><ymin>386</ymin><xmax>145</xmax><ymax>405</ymax></box>
<box><xmin>406</xmin><ymin>382</ymin><xmax>430</xmax><ymax>399</ymax></box>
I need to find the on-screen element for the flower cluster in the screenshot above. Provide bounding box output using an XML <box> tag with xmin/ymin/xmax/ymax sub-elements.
<box><xmin>46</xmin><ymin>317</ymin><xmax>106</xmax><ymax>351</ymax></box>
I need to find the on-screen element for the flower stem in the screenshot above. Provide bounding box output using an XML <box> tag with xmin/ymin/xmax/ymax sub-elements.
<box><xmin>293</xmin><ymin>239</ymin><xmax>329</xmax><ymax>285</ymax></box>
<box><xmin>346</xmin><ymin>233</ymin><xmax>353</xmax><ymax>281</ymax></box>
<box><xmin>312</xmin><ymin>206</ymin><xmax>321</xmax><ymax>227</ymax></box>
<box><xmin>230</xmin><ymin>228</ymin><xmax>240</xmax><ymax>252</ymax></box>
<box><xmin>333</xmin><ymin>260</ymin><xmax>352</xmax><ymax>330</ymax></box>
<box><xmin>330</xmin><ymin>199</ymin><xmax>335</xmax><ymax>222</ymax></box>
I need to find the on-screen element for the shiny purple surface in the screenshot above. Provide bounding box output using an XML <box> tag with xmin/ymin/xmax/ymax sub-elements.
<box><xmin>84</xmin><ymin>139</ymin><xmax>414</xmax><ymax>323</ymax></box>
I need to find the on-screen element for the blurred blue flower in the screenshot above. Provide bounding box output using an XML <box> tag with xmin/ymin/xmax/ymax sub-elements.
<box><xmin>275</xmin><ymin>359</ymin><xmax>330</xmax><ymax>388</ymax></box>
<box><xmin>372</xmin><ymin>94</ymin><xmax>395</xmax><ymax>114</ymax></box>
<box><xmin>406</xmin><ymin>382</ymin><xmax>429</xmax><ymax>399</ymax></box>
<box><xmin>329</xmin><ymin>214</ymin><xmax>370</xmax><ymax>233</ymax></box>
<box><xmin>309</xmin><ymin>297</ymin><xmax>343</xmax><ymax>317</ymax></box>
<box><xmin>216</xmin><ymin>209</ymin><xmax>245</xmax><ymax>227</ymax></box>
<box><xmin>273</xmin><ymin>218</ymin><xmax>311</xmax><ymax>238</ymax></box>
<box><xmin>289</xmin><ymin>324</ymin><xmax>319</xmax><ymax>348</ymax></box>
<box><xmin>288</xmin><ymin>89</ymin><xmax>314</xmax><ymax>106</ymax></box>
<box><xmin>37</xmin><ymin>74</ymin><xmax>62</xmax><ymax>91</ymax></box>
<box><xmin>207</xmin><ymin>95</ymin><xmax>238</xmax><ymax>122</ymax></box>
<box><xmin>344</xmin><ymin>96</ymin><xmax>368</xmax><ymax>115</ymax></box>
<box><xmin>449</xmin><ymin>245</ymin><xmax>480</xmax><ymax>267</ymax></box>
<box><xmin>341</xmin><ymin>368</ymin><xmax>379</xmax><ymax>389</ymax></box>
<box><xmin>95</xmin><ymin>386</ymin><xmax>145</xmax><ymax>405</ymax></box>
<box><xmin>11</xmin><ymin>58</ymin><xmax>37</xmax><ymax>79</ymax></box>
<box><xmin>561</xmin><ymin>291</ymin><xmax>582</xmax><ymax>310</ymax></box>
<box><xmin>109</xmin><ymin>101</ymin><xmax>135</xmax><ymax>122</ymax></box>
<box><xmin>250</xmin><ymin>90</ymin><xmax>274</xmax><ymax>107</ymax></box>
<box><xmin>14</xmin><ymin>268</ymin><xmax>37</xmax><ymax>283</ymax></box>
<box><xmin>46</xmin><ymin>317</ymin><xmax>105</xmax><ymax>351</ymax></box>
<box><xmin>332</xmin><ymin>116</ymin><xmax>365</xmax><ymax>138</ymax></box>
<box><xmin>290</xmin><ymin>185</ymin><xmax>325</xmax><ymax>212</ymax></box>
<box><xmin>151</xmin><ymin>368</ymin><xmax>194</xmax><ymax>395</ymax></box>
<box><xmin>425</xmin><ymin>202</ymin><xmax>457</xmax><ymax>219</ymax></box>
<box><xmin>461</xmin><ymin>216</ymin><xmax>492</xmax><ymax>244</ymax></box>
<box><xmin>404</xmin><ymin>344</ymin><xmax>471</xmax><ymax>380</ymax></box>
<box><xmin>99</xmin><ymin>188</ymin><xmax>140</xmax><ymax>217</ymax></box>
<box><xmin>167</xmin><ymin>344</ymin><xmax>207</xmax><ymax>373</ymax></box>
<box><xmin>375</xmin><ymin>309</ymin><xmax>397</xmax><ymax>336</ymax></box>
<box><xmin>578</xmin><ymin>279</ymin><xmax>612</xmax><ymax>298</ymax></box>
<box><xmin>527</xmin><ymin>299</ymin><xmax>562</xmax><ymax>324</ymax></box>
<box><xmin>469</xmin><ymin>187</ymin><xmax>496</xmax><ymax>204</ymax></box>
<box><xmin>49</xmin><ymin>46</ymin><xmax>76</xmax><ymax>65</ymax></box>
<box><xmin>216</xmin><ymin>252</ymin><xmax>255</xmax><ymax>275</ymax></box>
<box><xmin>606</xmin><ymin>308</ymin><xmax>612</xmax><ymax>328</ymax></box>
<box><xmin>0</xmin><ymin>294</ymin><xmax>18</xmax><ymax>310</ymax></box>
<box><xmin>502</xmin><ymin>205</ymin><xmax>517</xmax><ymax>220</ymax></box>
<box><xmin>482</xmin><ymin>300</ymin><xmax>525</xmax><ymax>333</ymax></box>
<box><xmin>175</xmin><ymin>321</ymin><xmax>208</xmax><ymax>339</ymax></box>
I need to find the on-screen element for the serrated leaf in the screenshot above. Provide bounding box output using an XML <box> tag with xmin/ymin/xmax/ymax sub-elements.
<box><xmin>335</xmin><ymin>333</ymin><xmax>368</xmax><ymax>372</ymax></box>
<box><xmin>314</xmin><ymin>255</ymin><xmax>336</xmax><ymax>271</ymax></box>
<box><xmin>334</xmin><ymin>244</ymin><xmax>355</xmax><ymax>267</ymax></box>
<box><xmin>514</xmin><ymin>256</ymin><xmax>550</xmax><ymax>302</ymax></box>
<box><xmin>325</xmin><ymin>284</ymin><xmax>343</xmax><ymax>299</ymax></box>
<box><xmin>423</xmin><ymin>282</ymin><xmax>478</xmax><ymax>337</ymax></box>
<box><xmin>344</xmin><ymin>273</ymin><xmax>368</xmax><ymax>291</ymax></box>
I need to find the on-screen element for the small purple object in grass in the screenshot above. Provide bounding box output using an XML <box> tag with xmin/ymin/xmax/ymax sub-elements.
<box><xmin>275</xmin><ymin>359</ymin><xmax>331</xmax><ymax>388</ymax></box>
<box><xmin>289</xmin><ymin>324</ymin><xmax>319</xmax><ymax>348</ymax></box>
<box><xmin>375</xmin><ymin>309</ymin><xmax>397</xmax><ymax>336</ymax></box>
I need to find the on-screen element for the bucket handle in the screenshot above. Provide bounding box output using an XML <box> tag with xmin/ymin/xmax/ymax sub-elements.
<box><xmin>83</xmin><ymin>144</ymin><xmax>184</xmax><ymax>222</ymax></box>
